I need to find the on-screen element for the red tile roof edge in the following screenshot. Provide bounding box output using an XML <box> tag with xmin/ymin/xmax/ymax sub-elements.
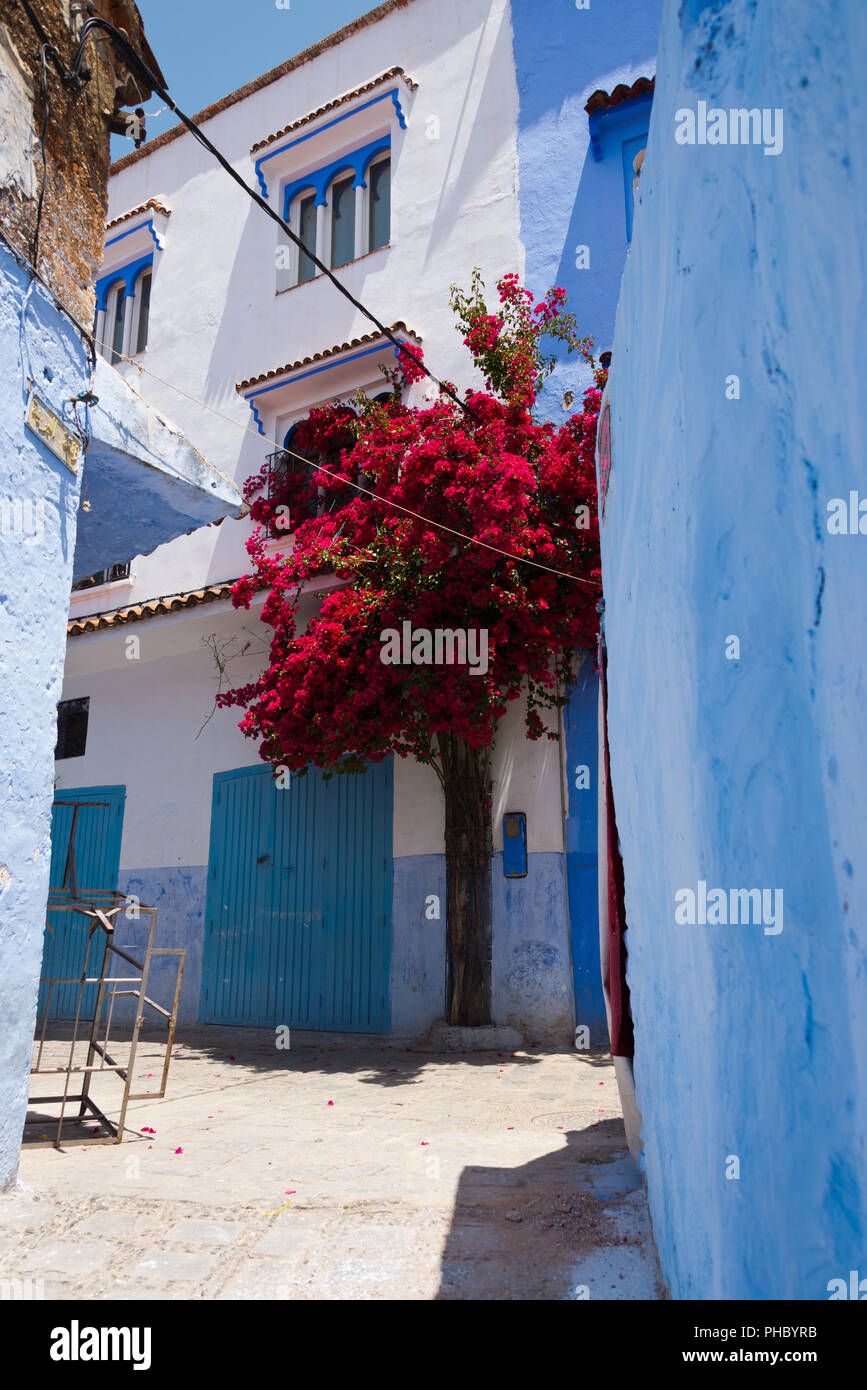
<box><xmin>67</xmin><ymin>581</ymin><xmax>248</xmax><ymax>635</ymax></box>
<box><xmin>250</xmin><ymin>67</ymin><xmax>417</xmax><ymax>155</ymax></box>
<box><xmin>105</xmin><ymin>198</ymin><xmax>171</xmax><ymax>232</ymax></box>
<box><xmin>585</xmin><ymin>76</ymin><xmax>655</xmax><ymax>115</ymax></box>
<box><xmin>110</xmin><ymin>0</ymin><xmax>418</xmax><ymax>175</ymax></box>
<box><xmin>236</xmin><ymin>321</ymin><xmax>422</xmax><ymax>393</ymax></box>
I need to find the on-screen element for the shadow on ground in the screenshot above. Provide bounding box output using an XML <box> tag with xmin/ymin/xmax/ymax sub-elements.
<box><xmin>435</xmin><ymin>1120</ymin><xmax>657</xmax><ymax>1299</ymax></box>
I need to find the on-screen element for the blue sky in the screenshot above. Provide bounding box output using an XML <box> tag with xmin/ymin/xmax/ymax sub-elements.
<box><xmin>113</xmin><ymin>0</ymin><xmax>380</xmax><ymax>156</ymax></box>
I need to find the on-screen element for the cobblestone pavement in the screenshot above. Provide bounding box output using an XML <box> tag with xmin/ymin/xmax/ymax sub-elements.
<box><xmin>2</xmin><ymin>1030</ymin><xmax>664</xmax><ymax>1300</ymax></box>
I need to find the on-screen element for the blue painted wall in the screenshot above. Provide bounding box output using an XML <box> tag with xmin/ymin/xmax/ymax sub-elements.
<box><xmin>511</xmin><ymin>0</ymin><xmax>663</xmax><ymax>414</ymax></box>
<box><xmin>116</xmin><ymin>867</ymin><xmax>208</xmax><ymax>1027</ymax></box>
<box><xmin>0</xmin><ymin>239</ymin><xmax>238</xmax><ymax>1188</ymax></box>
<box><xmin>511</xmin><ymin>0</ymin><xmax>662</xmax><ymax>1041</ymax></box>
<box><xmin>392</xmin><ymin>849</ymin><xmax>576</xmax><ymax>1043</ymax></box>
<box><xmin>391</xmin><ymin>853</ymin><xmax>447</xmax><ymax>1035</ymax></box>
<box><xmin>601</xmin><ymin>0</ymin><xmax>867</xmax><ymax>1298</ymax></box>
<box><xmin>493</xmin><ymin>851</ymin><xmax>575</xmax><ymax>1045</ymax></box>
<box><xmin>564</xmin><ymin>661</ymin><xmax>607</xmax><ymax>1041</ymax></box>
<box><xmin>0</xmin><ymin>244</ymin><xmax>88</xmax><ymax>1188</ymax></box>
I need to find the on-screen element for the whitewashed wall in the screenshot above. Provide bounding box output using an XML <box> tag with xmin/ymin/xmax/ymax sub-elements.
<box><xmin>85</xmin><ymin>0</ymin><xmax>523</xmax><ymax>611</ymax></box>
<box><xmin>60</xmin><ymin>0</ymin><xmax>576</xmax><ymax>1040</ymax></box>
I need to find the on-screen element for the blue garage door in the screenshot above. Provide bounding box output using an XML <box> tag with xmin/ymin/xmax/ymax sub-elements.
<box><xmin>40</xmin><ymin>786</ymin><xmax>126</xmax><ymax>1019</ymax></box>
<box><xmin>201</xmin><ymin>761</ymin><xmax>393</xmax><ymax>1031</ymax></box>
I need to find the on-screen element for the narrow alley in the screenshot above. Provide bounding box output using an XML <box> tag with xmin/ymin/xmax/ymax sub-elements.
<box><xmin>5</xmin><ymin>1034</ymin><xmax>661</xmax><ymax>1300</ymax></box>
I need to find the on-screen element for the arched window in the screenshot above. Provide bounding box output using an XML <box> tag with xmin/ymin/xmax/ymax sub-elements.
<box><xmin>320</xmin><ymin>405</ymin><xmax>358</xmax><ymax>513</ymax></box>
<box><xmin>296</xmin><ymin>192</ymin><xmax>318</xmax><ymax>283</ymax></box>
<box><xmin>278</xmin><ymin>141</ymin><xmax>392</xmax><ymax>290</ymax></box>
<box><xmin>368</xmin><ymin>156</ymin><xmax>390</xmax><ymax>253</ymax></box>
<box><xmin>134</xmin><ymin>268</ymin><xmax>152</xmax><ymax>354</ymax></box>
<box><xmin>330</xmin><ymin>173</ymin><xmax>356</xmax><ymax>268</ymax></box>
<box><xmin>273</xmin><ymin>420</ymin><xmax>319</xmax><ymax>525</ymax></box>
<box><xmin>107</xmin><ymin>282</ymin><xmax>127</xmax><ymax>365</ymax></box>
<box><xmin>273</xmin><ymin>408</ymin><xmax>359</xmax><ymax>528</ymax></box>
<box><xmin>281</xmin><ymin>421</ymin><xmax>317</xmax><ymax>487</ymax></box>
<box><xmin>95</xmin><ymin>258</ymin><xmax>154</xmax><ymax>363</ymax></box>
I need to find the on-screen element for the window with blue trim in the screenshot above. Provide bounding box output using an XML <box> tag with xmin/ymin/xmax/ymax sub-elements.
<box><xmin>587</xmin><ymin>91</ymin><xmax>653</xmax><ymax>243</ymax></box>
<box><xmin>369</xmin><ymin>158</ymin><xmax>390</xmax><ymax>253</ymax></box>
<box><xmin>621</xmin><ymin>133</ymin><xmax>647</xmax><ymax>242</ymax></box>
<box><xmin>279</xmin><ymin>141</ymin><xmax>391</xmax><ymax>289</ymax></box>
<box><xmin>94</xmin><ymin>254</ymin><xmax>154</xmax><ymax>362</ymax></box>
<box><xmin>268</xmin><ymin>406</ymin><xmax>359</xmax><ymax>530</ymax></box>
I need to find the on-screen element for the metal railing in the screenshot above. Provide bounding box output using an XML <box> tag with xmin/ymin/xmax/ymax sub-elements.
<box><xmin>27</xmin><ymin>888</ymin><xmax>184</xmax><ymax>1149</ymax></box>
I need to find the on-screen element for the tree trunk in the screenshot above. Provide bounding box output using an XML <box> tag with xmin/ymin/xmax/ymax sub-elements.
<box><xmin>438</xmin><ymin>732</ymin><xmax>493</xmax><ymax>1026</ymax></box>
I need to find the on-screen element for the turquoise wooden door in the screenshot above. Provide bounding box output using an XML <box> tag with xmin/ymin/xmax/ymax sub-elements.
<box><xmin>40</xmin><ymin>786</ymin><xmax>126</xmax><ymax>1019</ymax></box>
<box><xmin>202</xmin><ymin>762</ymin><xmax>393</xmax><ymax>1031</ymax></box>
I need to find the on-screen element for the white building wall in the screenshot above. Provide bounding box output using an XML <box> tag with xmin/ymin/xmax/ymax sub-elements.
<box><xmin>59</xmin><ymin>0</ymin><xmax>575</xmax><ymax>1042</ymax></box>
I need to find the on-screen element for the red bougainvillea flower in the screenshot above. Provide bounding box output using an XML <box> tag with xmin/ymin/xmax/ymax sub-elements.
<box><xmin>219</xmin><ymin>271</ymin><xmax>604</xmax><ymax>784</ymax></box>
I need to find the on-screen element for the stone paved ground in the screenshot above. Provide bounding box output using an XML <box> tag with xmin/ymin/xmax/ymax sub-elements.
<box><xmin>2</xmin><ymin>1029</ymin><xmax>664</xmax><ymax>1300</ymax></box>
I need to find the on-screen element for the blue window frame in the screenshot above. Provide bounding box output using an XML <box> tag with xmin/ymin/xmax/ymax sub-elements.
<box><xmin>588</xmin><ymin>93</ymin><xmax>653</xmax><ymax>243</ymax></box>
<box><xmin>331</xmin><ymin>174</ymin><xmax>356</xmax><ymax>268</ymax></box>
<box><xmin>95</xmin><ymin>252</ymin><xmax>154</xmax><ymax>360</ymax></box>
<box><xmin>281</xmin><ymin>137</ymin><xmax>391</xmax><ymax>286</ymax></box>
<box><xmin>621</xmin><ymin>132</ymin><xmax>647</xmax><ymax>242</ymax></box>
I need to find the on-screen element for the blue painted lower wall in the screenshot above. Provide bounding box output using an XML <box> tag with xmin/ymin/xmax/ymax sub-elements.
<box><xmin>390</xmin><ymin>854</ymin><xmax>447</xmax><ymax>1035</ymax></box>
<box><xmin>0</xmin><ymin>246</ymin><xmax>88</xmax><ymax>1189</ymax></box>
<box><xmin>116</xmin><ymin>851</ymin><xmax>581</xmax><ymax>1045</ymax></box>
<box><xmin>392</xmin><ymin>850</ymin><xmax>577</xmax><ymax>1044</ymax></box>
<box><xmin>493</xmin><ymin>852</ymin><xmax>575</xmax><ymax>1046</ymax></box>
<box><xmin>115</xmin><ymin>868</ymin><xmax>207</xmax><ymax>1028</ymax></box>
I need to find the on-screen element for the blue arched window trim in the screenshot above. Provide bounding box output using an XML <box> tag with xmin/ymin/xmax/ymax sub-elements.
<box><xmin>95</xmin><ymin>252</ymin><xmax>154</xmax><ymax>312</ymax></box>
<box><xmin>281</xmin><ymin>135</ymin><xmax>391</xmax><ymax>219</ymax></box>
<box><xmin>255</xmin><ymin>87</ymin><xmax>406</xmax><ymax>198</ymax></box>
<box><xmin>323</xmin><ymin>162</ymin><xmax>356</xmax><ymax>199</ymax></box>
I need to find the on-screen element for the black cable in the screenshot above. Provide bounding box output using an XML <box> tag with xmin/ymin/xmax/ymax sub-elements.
<box><xmin>17</xmin><ymin>0</ymin><xmax>72</xmax><ymax>83</ymax></box>
<box><xmin>59</xmin><ymin>12</ymin><xmax>475</xmax><ymax>418</ymax></box>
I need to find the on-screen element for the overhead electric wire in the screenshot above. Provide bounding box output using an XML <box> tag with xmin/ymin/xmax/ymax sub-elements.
<box><xmin>98</xmin><ymin>335</ymin><xmax>602</xmax><ymax>589</ymax></box>
<box><xmin>1</xmin><ymin>219</ymin><xmax>598</xmax><ymax>588</ymax></box>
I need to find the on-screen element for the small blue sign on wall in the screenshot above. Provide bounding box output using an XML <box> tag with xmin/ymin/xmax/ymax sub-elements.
<box><xmin>503</xmin><ymin>812</ymin><xmax>528</xmax><ymax>878</ymax></box>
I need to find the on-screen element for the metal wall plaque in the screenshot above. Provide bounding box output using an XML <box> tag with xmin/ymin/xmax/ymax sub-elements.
<box><xmin>26</xmin><ymin>391</ymin><xmax>81</xmax><ymax>475</ymax></box>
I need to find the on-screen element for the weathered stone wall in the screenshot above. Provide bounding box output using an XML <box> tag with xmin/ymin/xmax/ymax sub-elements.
<box><xmin>0</xmin><ymin>0</ymin><xmax>157</xmax><ymax>322</ymax></box>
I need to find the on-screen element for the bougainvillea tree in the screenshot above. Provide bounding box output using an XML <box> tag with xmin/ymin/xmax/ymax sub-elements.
<box><xmin>219</xmin><ymin>270</ymin><xmax>605</xmax><ymax>1026</ymax></box>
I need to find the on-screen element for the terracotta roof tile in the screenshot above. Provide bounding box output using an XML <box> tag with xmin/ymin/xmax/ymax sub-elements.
<box><xmin>105</xmin><ymin>198</ymin><xmax>171</xmax><ymax>232</ymax></box>
<box><xmin>110</xmin><ymin>0</ymin><xmax>419</xmax><ymax>174</ymax></box>
<box><xmin>585</xmin><ymin>76</ymin><xmax>655</xmax><ymax>115</ymax></box>
<box><xmin>67</xmin><ymin>582</ymin><xmax>246</xmax><ymax>636</ymax></box>
<box><xmin>250</xmin><ymin>67</ymin><xmax>417</xmax><ymax>155</ymax></box>
<box><xmin>236</xmin><ymin>322</ymin><xmax>422</xmax><ymax>393</ymax></box>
